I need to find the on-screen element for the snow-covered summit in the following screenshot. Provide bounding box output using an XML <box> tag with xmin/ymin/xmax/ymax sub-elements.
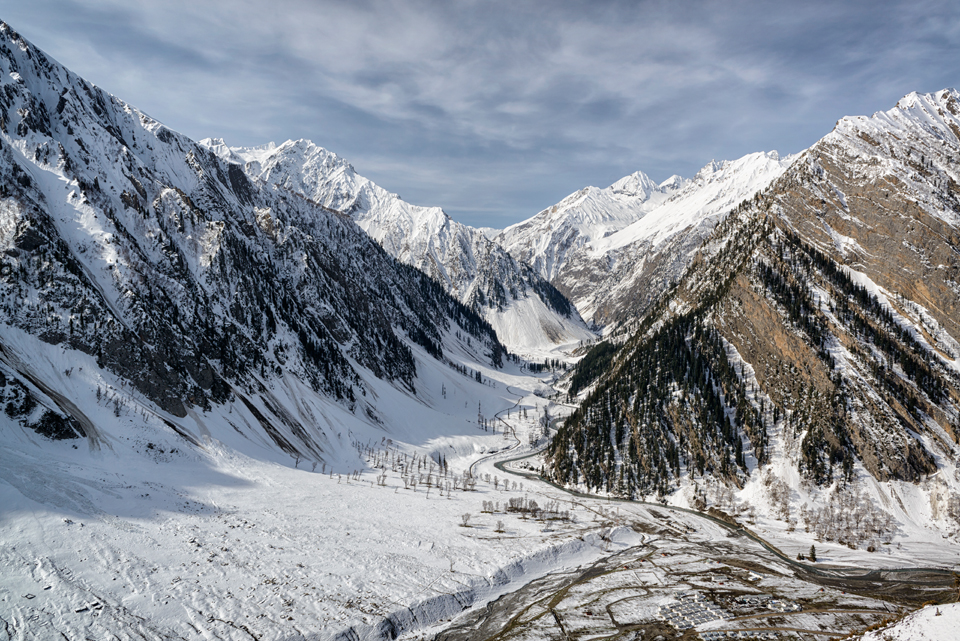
<box><xmin>817</xmin><ymin>88</ymin><xmax>960</xmax><ymax>228</ymax></box>
<box><xmin>498</xmin><ymin>150</ymin><xmax>792</xmax><ymax>327</ymax></box>
<box><xmin>593</xmin><ymin>150</ymin><xmax>791</xmax><ymax>255</ymax></box>
<box><xmin>496</xmin><ymin>171</ymin><xmax>678</xmax><ymax>285</ymax></box>
<box><xmin>610</xmin><ymin>169</ymin><xmax>665</xmax><ymax>197</ymax></box>
<box><xmin>830</xmin><ymin>88</ymin><xmax>960</xmax><ymax>152</ymax></box>
<box><xmin>657</xmin><ymin>174</ymin><xmax>685</xmax><ymax>191</ymax></box>
<box><xmin>207</xmin><ymin>138</ymin><xmax>372</xmax><ymax>214</ymax></box>
<box><xmin>854</xmin><ymin>88</ymin><xmax>960</xmax><ymax>131</ymax></box>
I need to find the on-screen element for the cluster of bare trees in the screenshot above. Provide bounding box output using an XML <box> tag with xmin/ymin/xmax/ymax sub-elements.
<box><xmin>505</xmin><ymin>497</ymin><xmax>573</xmax><ymax>522</ymax></box>
<box><xmin>464</xmin><ymin>498</ymin><xmax>575</xmax><ymax>531</ymax></box>
<box><xmin>710</xmin><ymin>482</ymin><xmax>752</xmax><ymax>520</ymax></box>
<box><xmin>347</xmin><ymin>440</ymin><xmax>479</xmax><ymax>495</ymax></box>
<box><xmin>97</xmin><ymin>385</ymin><xmax>133</xmax><ymax>418</ymax></box>
<box><xmin>460</xmin><ymin>512</ymin><xmax>507</xmax><ymax>532</ymax></box>
<box><xmin>801</xmin><ymin>485</ymin><xmax>895</xmax><ymax>550</ymax></box>
<box><xmin>347</xmin><ymin>439</ymin><xmax>536</xmax><ymax>498</ymax></box>
<box><xmin>527</xmin><ymin>407</ymin><xmax>550</xmax><ymax>446</ymax></box>
<box><xmin>482</xmin><ymin>473</ymin><xmax>520</xmax><ymax>491</ymax></box>
<box><xmin>714</xmin><ymin>482</ymin><xmax>736</xmax><ymax>511</ymax></box>
<box><xmin>400</xmin><ymin>468</ymin><xmax>477</xmax><ymax>495</ymax></box>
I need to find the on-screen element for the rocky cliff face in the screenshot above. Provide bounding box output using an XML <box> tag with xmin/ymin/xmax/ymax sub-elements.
<box><xmin>549</xmin><ymin>91</ymin><xmax>960</xmax><ymax>528</ymax></box>
<box><xmin>0</xmin><ymin>22</ymin><xmax>501</xmax><ymax>451</ymax></box>
<box><xmin>776</xmin><ymin>89</ymin><xmax>960</xmax><ymax>347</ymax></box>
<box><xmin>204</xmin><ymin>139</ymin><xmax>594</xmax><ymax>354</ymax></box>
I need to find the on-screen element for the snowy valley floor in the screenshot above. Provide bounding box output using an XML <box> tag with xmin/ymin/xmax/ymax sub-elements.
<box><xmin>1</xmin><ymin>342</ymin><xmax>958</xmax><ymax>641</ymax></box>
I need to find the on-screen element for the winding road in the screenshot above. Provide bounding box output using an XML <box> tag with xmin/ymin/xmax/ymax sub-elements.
<box><xmin>475</xmin><ymin>389</ymin><xmax>956</xmax><ymax>586</ymax></box>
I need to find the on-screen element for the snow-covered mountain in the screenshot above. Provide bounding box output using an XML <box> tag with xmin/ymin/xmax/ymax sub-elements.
<box><xmin>550</xmin><ymin>89</ymin><xmax>960</xmax><ymax>544</ymax></box>
<box><xmin>495</xmin><ymin>170</ymin><xmax>679</xmax><ymax>283</ymax></box>
<box><xmin>202</xmin><ymin>138</ymin><xmax>595</xmax><ymax>355</ymax></box>
<box><xmin>499</xmin><ymin>152</ymin><xmax>793</xmax><ymax>328</ymax></box>
<box><xmin>0</xmin><ymin>21</ymin><xmax>506</xmax><ymax>456</ymax></box>
<box><xmin>496</xmin><ymin>171</ymin><xmax>683</xmax><ymax>281</ymax></box>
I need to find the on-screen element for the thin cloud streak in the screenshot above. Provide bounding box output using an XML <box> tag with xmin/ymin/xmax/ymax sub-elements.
<box><xmin>5</xmin><ymin>0</ymin><xmax>960</xmax><ymax>227</ymax></box>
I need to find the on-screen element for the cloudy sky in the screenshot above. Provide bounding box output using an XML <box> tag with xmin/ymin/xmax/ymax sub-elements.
<box><xmin>6</xmin><ymin>1</ymin><xmax>960</xmax><ymax>228</ymax></box>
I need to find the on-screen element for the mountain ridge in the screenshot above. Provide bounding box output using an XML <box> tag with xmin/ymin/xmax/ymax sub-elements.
<box><xmin>202</xmin><ymin>137</ymin><xmax>596</xmax><ymax>355</ymax></box>
<box><xmin>499</xmin><ymin>150</ymin><xmax>794</xmax><ymax>328</ymax></box>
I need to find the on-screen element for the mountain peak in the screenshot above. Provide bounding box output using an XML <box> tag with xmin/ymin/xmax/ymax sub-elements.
<box><xmin>658</xmin><ymin>174</ymin><xmax>685</xmax><ymax>191</ymax></box>
<box><xmin>609</xmin><ymin>170</ymin><xmax>660</xmax><ymax>198</ymax></box>
<box><xmin>829</xmin><ymin>88</ymin><xmax>960</xmax><ymax>146</ymax></box>
<box><xmin>894</xmin><ymin>87</ymin><xmax>959</xmax><ymax>111</ymax></box>
<box><xmin>695</xmin><ymin>159</ymin><xmax>725</xmax><ymax>179</ymax></box>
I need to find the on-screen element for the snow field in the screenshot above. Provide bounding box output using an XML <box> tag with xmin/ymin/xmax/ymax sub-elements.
<box><xmin>0</xmin><ymin>323</ymin><xmax>635</xmax><ymax>640</ymax></box>
<box><xmin>859</xmin><ymin>602</ymin><xmax>960</xmax><ymax>641</ymax></box>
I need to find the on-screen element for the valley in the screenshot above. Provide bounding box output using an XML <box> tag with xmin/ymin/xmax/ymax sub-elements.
<box><xmin>3</xmin><ymin>354</ymin><xmax>956</xmax><ymax>641</ymax></box>
<box><xmin>0</xmin><ymin>18</ymin><xmax>959</xmax><ymax>641</ymax></box>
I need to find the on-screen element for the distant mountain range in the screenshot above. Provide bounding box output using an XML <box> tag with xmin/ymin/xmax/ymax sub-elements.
<box><xmin>498</xmin><ymin>151</ymin><xmax>793</xmax><ymax>328</ymax></box>
<box><xmin>200</xmin><ymin>138</ymin><xmax>594</xmax><ymax>354</ymax></box>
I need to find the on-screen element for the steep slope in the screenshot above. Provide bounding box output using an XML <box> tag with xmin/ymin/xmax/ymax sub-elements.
<box><xmin>549</xmin><ymin>90</ymin><xmax>960</xmax><ymax>544</ymax></box>
<box><xmin>859</xmin><ymin>603</ymin><xmax>960</xmax><ymax>641</ymax></box>
<box><xmin>204</xmin><ymin>138</ymin><xmax>595</xmax><ymax>354</ymax></box>
<box><xmin>499</xmin><ymin>152</ymin><xmax>792</xmax><ymax>328</ymax></box>
<box><xmin>0</xmin><ymin>21</ymin><xmax>503</xmax><ymax>458</ymax></box>
<box><xmin>778</xmin><ymin>89</ymin><xmax>960</xmax><ymax>346</ymax></box>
